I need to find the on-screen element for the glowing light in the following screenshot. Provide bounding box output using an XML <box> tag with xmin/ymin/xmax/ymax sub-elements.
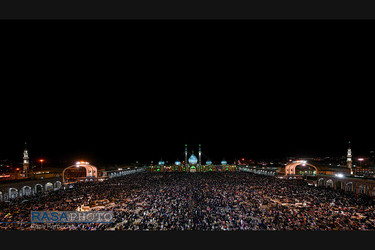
<box><xmin>358</xmin><ymin>158</ymin><xmax>364</xmax><ymax>161</ymax></box>
<box><xmin>188</xmin><ymin>155</ymin><xmax>198</xmax><ymax>165</ymax></box>
<box><xmin>336</xmin><ymin>173</ymin><xmax>344</xmax><ymax>178</ymax></box>
<box><xmin>76</xmin><ymin>161</ymin><xmax>89</xmax><ymax>165</ymax></box>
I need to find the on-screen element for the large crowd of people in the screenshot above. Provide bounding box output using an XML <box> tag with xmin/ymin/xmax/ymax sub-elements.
<box><xmin>1</xmin><ymin>171</ymin><xmax>375</xmax><ymax>231</ymax></box>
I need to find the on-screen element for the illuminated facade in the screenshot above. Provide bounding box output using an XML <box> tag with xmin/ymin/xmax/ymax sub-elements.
<box><xmin>188</xmin><ymin>154</ymin><xmax>198</xmax><ymax>165</ymax></box>
<box><xmin>150</xmin><ymin>144</ymin><xmax>237</xmax><ymax>173</ymax></box>
<box><xmin>62</xmin><ymin>162</ymin><xmax>98</xmax><ymax>183</ymax></box>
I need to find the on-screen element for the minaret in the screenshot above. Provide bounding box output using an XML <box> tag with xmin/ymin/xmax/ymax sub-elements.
<box><xmin>185</xmin><ymin>144</ymin><xmax>188</xmax><ymax>166</ymax></box>
<box><xmin>198</xmin><ymin>144</ymin><xmax>202</xmax><ymax>166</ymax></box>
<box><xmin>23</xmin><ymin>142</ymin><xmax>29</xmax><ymax>175</ymax></box>
<box><xmin>347</xmin><ymin>141</ymin><xmax>353</xmax><ymax>174</ymax></box>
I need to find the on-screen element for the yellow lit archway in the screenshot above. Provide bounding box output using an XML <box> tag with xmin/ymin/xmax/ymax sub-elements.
<box><xmin>285</xmin><ymin>161</ymin><xmax>318</xmax><ymax>175</ymax></box>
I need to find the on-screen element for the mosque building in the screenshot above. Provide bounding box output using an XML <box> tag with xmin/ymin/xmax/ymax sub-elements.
<box><xmin>150</xmin><ymin>144</ymin><xmax>237</xmax><ymax>172</ymax></box>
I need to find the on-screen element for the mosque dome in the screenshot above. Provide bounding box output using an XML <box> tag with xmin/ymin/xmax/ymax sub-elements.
<box><xmin>188</xmin><ymin>154</ymin><xmax>198</xmax><ymax>165</ymax></box>
<box><xmin>221</xmin><ymin>160</ymin><xmax>227</xmax><ymax>165</ymax></box>
<box><xmin>158</xmin><ymin>160</ymin><xmax>165</xmax><ymax>165</ymax></box>
<box><xmin>206</xmin><ymin>160</ymin><xmax>212</xmax><ymax>165</ymax></box>
<box><xmin>175</xmin><ymin>161</ymin><xmax>181</xmax><ymax>165</ymax></box>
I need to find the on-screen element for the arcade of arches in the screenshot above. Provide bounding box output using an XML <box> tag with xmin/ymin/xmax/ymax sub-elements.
<box><xmin>285</xmin><ymin>162</ymin><xmax>375</xmax><ymax>197</ymax></box>
<box><xmin>317</xmin><ymin>175</ymin><xmax>375</xmax><ymax>197</ymax></box>
<box><xmin>0</xmin><ymin>180</ymin><xmax>62</xmax><ymax>202</ymax></box>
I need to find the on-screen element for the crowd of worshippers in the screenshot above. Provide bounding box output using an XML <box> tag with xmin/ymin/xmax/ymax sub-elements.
<box><xmin>1</xmin><ymin>172</ymin><xmax>375</xmax><ymax>231</ymax></box>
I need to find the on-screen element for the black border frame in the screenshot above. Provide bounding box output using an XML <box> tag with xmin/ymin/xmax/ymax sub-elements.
<box><xmin>1</xmin><ymin>0</ymin><xmax>375</xmax><ymax>19</ymax></box>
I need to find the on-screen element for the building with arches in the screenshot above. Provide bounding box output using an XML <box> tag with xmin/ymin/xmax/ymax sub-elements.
<box><xmin>149</xmin><ymin>144</ymin><xmax>237</xmax><ymax>173</ymax></box>
<box><xmin>0</xmin><ymin>178</ymin><xmax>63</xmax><ymax>202</ymax></box>
<box><xmin>62</xmin><ymin>162</ymin><xmax>98</xmax><ymax>183</ymax></box>
<box><xmin>316</xmin><ymin>174</ymin><xmax>375</xmax><ymax>197</ymax></box>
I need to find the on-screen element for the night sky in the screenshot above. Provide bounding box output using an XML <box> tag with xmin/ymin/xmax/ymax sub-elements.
<box><xmin>1</xmin><ymin>78</ymin><xmax>373</xmax><ymax>167</ymax></box>
<box><xmin>1</xmin><ymin>23</ymin><xmax>373</xmax><ymax>167</ymax></box>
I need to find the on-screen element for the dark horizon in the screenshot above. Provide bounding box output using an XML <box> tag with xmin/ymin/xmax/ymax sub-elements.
<box><xmin>1</xmin><ymin>136</ymin><xmax>373</xmax><ymax>166</ymax></box>
<box><xmin>1</xmin><ymin>87</ymin><xmax>374</xmax><ymax>167</ymax></box>
<box><xmin>2</xmin><ymin>64</ymin><xmax>374</xmax><ymax>167</ymax></box>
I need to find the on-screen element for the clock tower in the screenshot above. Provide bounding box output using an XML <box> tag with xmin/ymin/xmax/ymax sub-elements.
<box><xmin>347</xmin><ymin>141</ymin><xmax>353</xmax><ymax>174</ymax></box>
<box><xmin>23</xmin><ymin>142</ymin><xmax>29</xmax><ymax>176</ymax></box>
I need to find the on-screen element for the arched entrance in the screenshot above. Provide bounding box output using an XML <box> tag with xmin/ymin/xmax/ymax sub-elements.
<box><xmin>285</xmin><ymin>161</ymin><xmax>318</xmax><ymax>175</ymax></box>
<box><xmin>9</xmin><ymin>188</ymin><xmax>18</xmax><ymax>199</ymax></box>
<box><xmin>326</xmin><ymin>179</ymin><xmax>334</xmax><ymax>188</ymax></box>
<box><xmin>63</xmin><ymin>163</ymin><xmax>98</xmax><ymax>183</ymax></box>
<box><xmin>34</xmin><ymin>184</ymin><xmax>43</xmax><ymax>194</ymax></box>
<box><xmin>22</xmin><ymin>186</ymin><xmax>32</xmax><ymax>196</ymax></box>
<box><xmin>54</xmin><ymin>181</ymin><xmax>62</xmax><ymax>190</ymax></box>
<box><xmin>190</xmin><ymin>166</ymin><xmax>196</xmax><ymax>172</ymax></box>
<box><xmin>318</xmin><ymin>178</ymin><xmax>325</xmax><ymax>187</ymax></box>
<box><xmin>45</xmin><ymin>182</ymin><xmax>53</xmax><ymax>192</ymax></box>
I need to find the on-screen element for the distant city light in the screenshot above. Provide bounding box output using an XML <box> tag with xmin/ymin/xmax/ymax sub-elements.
<box><xmin>335</xmin><ymin>173</ymin><xmax>344</xmax><ymax>178</ymax></box>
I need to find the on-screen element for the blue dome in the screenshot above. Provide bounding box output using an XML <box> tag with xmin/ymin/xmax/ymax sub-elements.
<box><xmin>158</xmin><ymin>160</ymin><xmax>165</xmax><ymax>165</ymax></box>
<box><xmin>188</xmin><ymin>154</ymin><xmax>198</xmax><ymax>164</ymax></box>
<box><xmin>206</xmin><ymin>160</ymin><xmax>212</xmax><ymax>165</ymax></box>
<box><xmin>175</xmin><ymin>161</ymin><xmax>181</xmax><ymax>165</ymax></box>
<box><xmin>221</xmin><ymin>160</ymin><xmax>227</xmax><ymax>165</ymax></box>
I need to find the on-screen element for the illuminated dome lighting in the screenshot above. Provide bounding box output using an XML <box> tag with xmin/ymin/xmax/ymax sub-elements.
<box><xmin>221</xmin><ymin>160</ymin><xmax>227</xmax><ymax>165</ymax></box>
<box><xmin>175</xmin><ymin>161</ymin><xmax>181</xmax><ymax>165</ymax></box>
<box><xmin>206</xmin><ymin>160</ymin><xmax>212</xmax><ymax>165</ymax></box>
<box><xmin>188</xmin><ymin>154</ymin><xmax>198</xmax><ymax>164</ymax></box>
<box><xmin>158</xmin><ymin>160</ymin><xmax>165</xmax><ymax>165</ymax></box>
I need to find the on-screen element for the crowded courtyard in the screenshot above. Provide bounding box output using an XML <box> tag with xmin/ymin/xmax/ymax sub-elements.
<box><xmin>1</xmin><ymin>172</ymin><xmax>375</xmax><ymax>231</ymax></box>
